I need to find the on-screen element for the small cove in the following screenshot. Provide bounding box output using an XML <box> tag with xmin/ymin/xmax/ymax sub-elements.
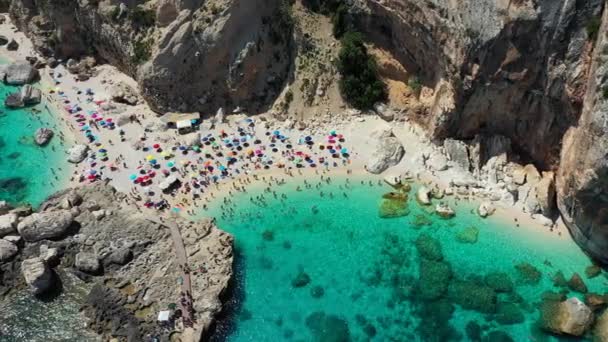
<box><xmin>206</xmin><ymin>174</ymin><xmax>606</xmax><ymax>341</ymax></box>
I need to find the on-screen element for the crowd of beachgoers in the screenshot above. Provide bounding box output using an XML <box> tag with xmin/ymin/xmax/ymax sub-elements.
<box><xmin>46</xmin><ymin>69</ymin><xmax>357</xmax><ymax>216</ymax></box>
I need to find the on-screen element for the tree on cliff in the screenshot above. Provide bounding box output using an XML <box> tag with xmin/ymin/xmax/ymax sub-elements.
<box><xmin>337</xmin><ymin>32</ymin><xmax>386</xmax><ymax>110</ymax></box>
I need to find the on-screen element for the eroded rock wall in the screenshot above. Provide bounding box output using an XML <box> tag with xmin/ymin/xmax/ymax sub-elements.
<box><xmin>557</xmin><ymin>4</ymin><xmax>608</xmax><ymax>264</ymax></box>
<box><xmin>9</xmin><ymin>0</ymin><xmax>293</xmax><ymax>113</ymax></box>
<box><xmin>355</xmin><ymin>0</ymin><xmax>603</xmax><ymax>168</ymax></box>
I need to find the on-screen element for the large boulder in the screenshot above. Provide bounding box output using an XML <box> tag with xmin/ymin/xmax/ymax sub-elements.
<box><xmin>444</xmin><ymin>139</ymin><xmax>470</xmax><ymax>171</ymax></box>
<box><xmin>67</xmin><ymin>144</ymin><xmax>89</xmax><ymax>163</ymax></box>
<box><xmin>416</xmin><ymin>186</ymin><xmax>432</xmax><ymax>205</ymax></box>
<box><xmin>110</xmin><ymin>82</ymin><xmax>139</xmax><ymax>105</ymax></box>
<box><xmin>4</xmin><ymin>92</ymin><xmax>23</xmax><ymax>108</ymax></box>
<box><xmin>0</xmin><ymin>239</ymin><xmax>18</xmax><ymax>261</ymax></box>
<box><xmin>20</xmin><ymin>84</ymin><xmax>41</xmax><ymax>105</ymax></box>
<box><xmin>541</xmin><ymin>297</ymin><xmax>594</xmax><ymax>336</ymax></box>
<box><xmin>595</xmin><ymin>310</ymin><xmax>608</xmax><ymax>342</ymax></box>
<box><xmin>4</xmin><ymin>62</ymin><xmax>38</xmax><ymax>85</ymax></box>
<box><xmin>34</xmin><ymin>128</ymin><xmax>54</xmax><ymax>146</ymax></box>
<box><xmin>75</xmin><ymin>252</ymin><xmax>101</xmax><ymax>274</ymax></box>
<box><xmin>0</xmin><ymin>213</ymin><xmax>18</xmax><ymax>236</ymax></box>
<box><xmin>21</xmin><ymin>257</ymin><xmax>55</xmax><ymax>295</ymax></box>
<box><xmin>535</xmin><ymin>172</ymin><xmax>556</xmax><ymax>217</ymax></box>
<box><xmin>17</xmin><ymin>210</ymin><xmax>74</xmax><ymax>242</ymax></box>
<box><xmin>366</xmin><ymin>129</ymin><xmax>405</xmax><ymax>174</ymax></box>
<box><xmin>6</xmin><ymin>38</ymin><xmax>18</xmax><ymax>51</ymax></box>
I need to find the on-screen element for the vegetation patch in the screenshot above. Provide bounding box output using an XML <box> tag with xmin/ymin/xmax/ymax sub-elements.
<box><xmin>586</xmin><ymin>16</ymin><xmax>601</xmax><ymax>41</ymax></box>
<box><xmin>129</xmin><ymin>6</ymin><xmax>156</xmax><ymax>29</ymax></box>
<box><xmin>132</xmin><ymin>38</ymin><xmax>153</xmax><ymax>65</ymax></box>
<box><xmin>337</xmin><ymin>32</ymin><xmax>386</xmax><ymax>110</ymax></box>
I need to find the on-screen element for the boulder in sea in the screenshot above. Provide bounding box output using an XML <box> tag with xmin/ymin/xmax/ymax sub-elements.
<box><xmin>67</xmin><ymin>144</ymin><xmax>89</xmax><ymax>163</ymax></box>
<box><xmin>292</xmin><ymin>270</ymin><xmax>311</xmax><ymax>288</ymax></box>
<box><xmin>478</xmin><ymin>202</ymin><xmax>496</xmax><ymax>218</ymax></box>
<box><xmin>20</xmin><ymin>84</ymin><xmax>41</xmax><ymax>105</ymax></box>
<box><xmin>34</xmin><ymin>128</ymin><xmax>54</xmax><ymax>146</ymax></box>
<box><xmin>585</xmin><ymin>265</ymin><xmax>601</xmax><ymax>279</ymax></box>
<box><xmin>0</xmin><ymin>213</ymin><xmax>18</xmax><ymax>237</ymax></box>
<box><xmin>418</xmin><ymin>258</ymin><xmax>452</xmax><ymax>300</ymax></box>
<box><xmin>366</xmin><ymin>128</ymin><xmax>405</xmax><ymax>174</ymax></box>
<box><xmin>415</xmin><ymin>233</ymin><xmax>443</xmax><ymax>261</ymax></box>
<box><xmin>4</xmin><ymin>92</ymin><xmax>23</xmax><ymax>108</ymax></box>
<box><xmin>416</xmin><ymin>186</ymin><xmax>432</xmax><ymax>205</ymax></box>
<box><xmin>448</xmin><ymin>279</ymin><xmax>497</xmax><ymax>314</ymax></box>
<box><xmin>21</xmin><ymin>257</ymin><xmax>55</xmax><ymax>295</ymax></box>
<box><xmin>484</xmin><ymin>272</ymin><xmax>514</xmax><ymax>293</ymax></box>
<box><xmin>540</xmin><ymin>297</ymin><xmax>594</xmax><ymax>336</ymax></box>
<box><xmin>0</xmin><ymin>239</ymin><xmax>18</xmax><ymax>261</ymax></box>
<box><xmin>584</xmin><ymin>293</ymin><xmax>607</xmax><ymax>312</ymax></box>
<box><xmin>379</xmin><ymin>199</ymin><xmax>410</xmax><ymax>218</ymax></box>
<box><xmin>4</xmin><ymin>62</ymin><xmax>38</xmax><ymax>85</ymax></box>
<box><xmin>483</xmin><ymin>331</ymin><xmax>514</xmax><ymax>342</ymax></box>
<box><xmin>515</xmin><ymin>262</ymin><xmax>542</xmax><ymax>285</ymax></box>
<box><xmin>567</xmin><ymin>273</ymin><xmax>588</xmax><ymax>293</ymax></box>
<box><xmin>552</xmin><ymin>271</ymin><xmax>568</xmax><ymax>288</ymax></box>
<box><xmin>305</xmin><ymin>311</ymin><xmax>351</xmax><ymax>342</ymax></box>
<box><xmin>435</xmin><ymin>203</ymin><xmax>455</xmax><ymax>218</ymax></box>
<box><xmin>594</xmin><ymin>310</ymin><xmax>608</xmax><ymax>341</ymax></box>
<box><xmin>17</xmin><ymin>210</ymin><xmax>74</xmax><ymax>242</ymax></box>
<box><xmin>456</xmin><ymin>226</ymin><xmax>479</xmax><ymax>244</ymax></box>
<box><xmin>75</xmin><ymin>252</ymin><xmax>102</xmax><ymax>274</ymax></box>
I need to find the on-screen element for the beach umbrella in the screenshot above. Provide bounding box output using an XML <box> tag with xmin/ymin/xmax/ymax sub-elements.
<box><xmin>129</xmin><ymin>174</ymin><xmax>137</xmax><ymax>180</ymax></box>
<box><xmin>146</xmin><ymin>155</ymin><xmax>154</xmax><ymax>161</ymax></box>
<box><xmin>153</xmin><ymin>143</ymin><xmax>160</xmax><ymax>149</ymax></box>
<box><xmin>167</xmin><ymin>161</ymin><xmax>175</xmax><ymax>167</ymax></box>
<box><xmin>341</xmin><ymin>148</ymin><xmax>348</xmax><ymax>154</ymax></box>
<box><xmin>305</xmin><ymin>136</ymin><xmax>312</xmax><ymax>141</ymax></box>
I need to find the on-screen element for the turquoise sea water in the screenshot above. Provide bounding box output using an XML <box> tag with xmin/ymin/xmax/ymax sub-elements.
<box><xmin>0</xmin><ymin>81</ymin><xmax>71</xmax><ymax>207</ymax></box>
<box><xmin>206</xmin><ymin>174</ymin><xmax>606</xmax><ymax>341</ymax></box>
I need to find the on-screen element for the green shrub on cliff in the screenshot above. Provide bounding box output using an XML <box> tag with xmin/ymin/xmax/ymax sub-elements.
<box><xmin>132</xmin><ymin>38</ymin><xmax>153</xmax><ymax>64</ymax></box>
<box><xmin>337</xmin><ymin>32</ymin><xmax>386</xmax><ymax>110</ymax></box>
<box><xmin>129</xmin><ymin>6</ymin><xmax>156</xmax><ymax>28</ymax></box>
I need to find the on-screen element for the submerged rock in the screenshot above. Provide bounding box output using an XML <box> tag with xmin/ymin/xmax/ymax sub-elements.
<box><xmin>305</xmin><ymin>311</ymin><xmax>350</xmax><ymax>342</ymax></box>
<box><xmin>34</xmin><ymin>128</ymin><xmax>54</xmax><ymax>146</ymax></box>
<box><xmin>17</xmin><ymin>210</ymin><xmax>74</xmax><ymax>242</ymax></box>
<box><xmin>292</xmin><ymin>270</ymin><xmax>311</xmax><ymax>288</ymax></box>
<box><xmin>540</xmin><ymin>297</ymin><xmax>594</xmax><ymax>336</ymax></box>
<box><xmin>552</xmin><ymin>271</ymin><xmax>568</xmax><ymax>288</ymax></box>
<box><xmin>515</xmin><ymin>262</ymin><xmax>542</xmax><ymax>285</ymax></box>
<box><xmin>482</xmin><ymin>331</ymin><xmax>514</xmax><ymax>342</ymax></box>
<box><xmin>310</xmin><ymin>285</ymin><xmax>325</xmax><ymax>298</ymax></box>
<box><xmin>585</xmin><ymin>265</ymin><xmax>601</xmax><ymax>279</ymax></box>
<box><xmin>495</xmin><ymin>302</ymin><xmax>524</xmax><ymax>325</ymax></box>
<box><xmin>484</xmin><ymin>272</ymin><xmax>513</xmax><ymax>293</ymax></box>
<box><xmin>418</xmin><ymin>259</ymin><xmax>452</xmax><ymax>300</ymax></box>
<box><xmin>449</xmin><ymin>280</ymin><xmax>497</xmax><ymax>314</ymax></box>
<box><xmin>456</xmin><ymin>226</ymin><xmax>479</xmax><ymax>244</ymax></box>
<box><xmin>567</xmin><ymin>273</ymin><xmax>588</xmax><ymax>294</ymax></box>
<box><xmin>379</xmin><ymin>199</ymin><xmax>410</xmax><ymax>218</ymax></box>
<box><xmin>415</xmin><ymin>233</ymin><xmax>443</xmax><ymax>261</ymax></box>
<box><xmin>21</xmin><ymin>257</ymin><xmax>55</xmax><ymax>295</ymax></box>
<box><xmin>435</xmin><ymin>203</ymin><xmax>455</xmax><ymax>218</ymax></box>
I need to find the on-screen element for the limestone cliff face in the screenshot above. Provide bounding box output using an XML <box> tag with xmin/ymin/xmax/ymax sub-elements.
<box><xmin>9</xmin><ymin>0</ymin><xmax>293</xmax><ymax>113</ymax></box>
<box><xmin>557</xmin><ymin>5</ymin><xmax>608</xmax><ymax>264</ymax></box>
<box><xmin>355</xmin><ymin>0</ymin><xmax>603</xmax><ymax>169</ymax></box>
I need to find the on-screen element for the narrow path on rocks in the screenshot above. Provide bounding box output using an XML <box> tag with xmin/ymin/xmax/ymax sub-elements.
<box><xmin>147</xmin><ymin>216</ymin><xmax>195</xmax><ymax>329</ymax></box>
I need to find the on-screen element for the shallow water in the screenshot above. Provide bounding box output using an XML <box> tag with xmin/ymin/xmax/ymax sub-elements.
<box><xmin>0</xmin><ymin>270</ymin><xmax>99</xmax><ymax>341</ymax></box>
<box><xmin>0</xmin><ymin>81</ymin><xmax>71</xmax><ymax>207</ymax></box>
<box><xmin>206</xmin><ymin>175</ymin><xmax>605</xmax><ymax>341</ymax></box>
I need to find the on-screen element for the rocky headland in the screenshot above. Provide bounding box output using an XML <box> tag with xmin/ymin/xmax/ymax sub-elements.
<box><xmin>0</xmin><ymin>183</ymin><xmax>233</xmax><ymax>340</ymax></box>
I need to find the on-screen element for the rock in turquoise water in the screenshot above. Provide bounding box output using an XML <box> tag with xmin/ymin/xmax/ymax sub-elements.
<box><xmin>483</xmin><ymin>330</ymin><xmax>514</xmax><ymax>342</ymax></box>
<box><xmin>456</xmin><ymin>226</ymin><xmax>479</xmax><ymax>244</ymax></box>
<box><xmin>495</xmin><ymin>302</ymin><xmax>525</xmax><ymax>325</ymax></box>
<box><xmin>418</xmin><ymin>259</ymin><xmax>452</xmax><ymax>300</ymax></box>
<box><xmin>449</xmin><ymin>280</ymin><xmax>497</xmax><ymax>314</ymax></box>
<box><xmin>515</xmin><ymin>262</ymin><xmax>542</xmax><ymax>285</ymax></box>
<box><xmin>465</xmin><ymin>321</ymin><xmax>482</xmax><ymax>341</ymax></box>
<box><xmin>292</xmin><ymin>270</ymin><xmax>311</xmax><ymax>288</ymax></box>
<box><xmin>484</xmin><ymin>272</ymin><xmax>514</xmax><ymax>293</ymax></box>
<box><xmin>567</xmin><ymin>272</ymin><xmax>588</xmax><ymax>293</ymax></box>
<box><xmin>310</xmin><ymin>285</ymin><xmax>324</xmax><ymax>298</ymax></box>
<box><xmin>378</xmin><ymin>198</ymin><xmax>410</xmax><ymax>218</ymax></box>
<box><xmin>305</xmin><ymin>311</ymin><xmax>350</xmax><ymax>342</ymax></box>
<box><xmin>415</xmin><ymin>233</ymin><xmax>443</xmax><ymax>261</ymax></box>
<box><xmin>552</xmin><ymin>270</ymin><xmax>568</xmax><ymax>287</ymax></box>
<box><xmin>585</xmin><ymin>265</ymin><xmax>601</xmax><ymax>278</ymax></box>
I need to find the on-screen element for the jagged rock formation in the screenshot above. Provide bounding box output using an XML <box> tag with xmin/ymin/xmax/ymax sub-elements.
<box><xmin>354</xmin><ymin>0</ymin><xmax>603</xmax><ymax>169</ymax></box>
<box><xmin>9</xmin><ymin>0</ymin><xmax>293</xmax><ymax>113</ymax></box>
<box><xmin>557</xmin><ymin>5</ymin><xmax>608</xmax><ymax>264</ymax></box>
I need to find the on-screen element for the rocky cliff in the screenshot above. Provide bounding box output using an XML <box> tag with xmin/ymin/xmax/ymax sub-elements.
<box><xmin>355</xmin><ymin>0</ymin><xmax>603</xmax><ymax>169</ymax></box>
<box><xmin>9</xmin><ymin>0</ymin><xmax>293</xmax><ymax>113</ymax></box>
<box><xmin>557</xmin><ymin>4</ymin><xmax>608</xmax><ymax>264</ymax></box>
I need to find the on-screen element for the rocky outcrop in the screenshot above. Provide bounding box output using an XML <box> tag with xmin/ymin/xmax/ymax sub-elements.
<box><xmin>34</xmin><ymin>128</ymin><xmax>53</xmax><ymax>146</ymax></box>
<box><xmin>21</xmin><ymin>257</ymin><xmax>55</xmax><ymax>295</ymax></box>
<box><xmin>557</xmin><ymin>5</ymin><xmax>608</xmax><ymax>264</ymax></box>
<box><xmin>541</xmin><ymin>297</ymin><xmax>594</xmax><ymax>336</ymax></box>
<box><xmin>110</xmin><ymin>82</ymin><xmax>139</xmax><ymax>105</ymax></box>
<box><xmin>75</xmin><ymin>252</ymin><xmax>101</xmax><ymax>274</ymax></box>
<box><xmin>366</xmin><ymin>128</ymin><xmax>405</xmax><ymax>174</ymax></box>
<box><xmin>1</xmin><ymin>62</ymin><xmax>38</xmax><ymax>85</ymax></box>
<box><xmin>9</xmin><ymin>0</ymin><xmax>293</xmax><ymax>113</ymax></box>
<box><xmin>0</xmin><ymin>239</ymin><xmax>18</xmax><ymax>261</ymax></box>
<box><xmin>16</xmin><ymin>210</ymin><xmax>74</xmax><ymax>242</ymax></box>
<box><xmin>0</xmin><ymin>213</ymin><xmax>18</xmax><ymax>236</ymax></box>
<box><xmin>67</xmin><ymin>144</ymin><xmax>89</xmax><ymax>163</ymax></box>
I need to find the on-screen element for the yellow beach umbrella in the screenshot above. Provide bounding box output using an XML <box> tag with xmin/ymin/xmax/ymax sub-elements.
<box><xmin>146</xmin><ymin>155</ymin><xmax>154</xmax><ymax>161</ymax></box>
